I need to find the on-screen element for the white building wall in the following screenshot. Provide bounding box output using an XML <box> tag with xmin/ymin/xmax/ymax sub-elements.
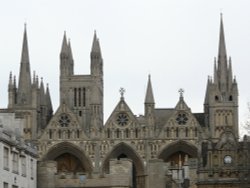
<box><xmin>0</xmin><ymin>113</ymin><xmax>37</xmax><ymax>188</ymax></box>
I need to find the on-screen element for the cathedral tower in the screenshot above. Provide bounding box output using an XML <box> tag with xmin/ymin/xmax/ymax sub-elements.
<box><xmin>7</xmin><ymin>25</ymin><xmax>53</xmax><ymax>139</ymax></box>
<box><xmin>59</xmin><ymin>31</ymin><xmax>103</xmax><ymax>132</ymax></box>
<box><xmin>204</xmin><ymin>15</ymin><xmax>238</xmax><ymax>139</ymax></box>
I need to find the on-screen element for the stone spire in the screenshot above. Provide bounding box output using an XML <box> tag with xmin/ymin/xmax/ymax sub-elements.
<box><xmin>218</xmin><ymin>14</ymin><xmax>227</xmax><ymax>62</ymax></box>
<box><xmin>60</xmin><ymin>31</ymin><xmax>68</xmax><ymax>56</ymax></box>
<box><xmin>60</xmin><ymin>31</ymin><xmax>71</xmax><ymax>77</ymax></box>
<box><xmin>40</xmin><ymin>78</ymin><xmax>46</xmax><ymax>106</ymax></box>
<box><xmin>91</xmin><ymin>31</ymin><xmax>102</xmax><ymax>55</ymax></box>
<box><xmin>215</xmin><ymin>14</ymin><xmax>230</xmax><ymax>92</ymax></box>
<box><xmin>21</xmin><ymin>24</ymin><xmax>30</xmax><ymax>64</ymax></box>
<box><xmin>46</xmin><ymin>83</ymin><xmax>53</xmax><ymax>120</ymax></box>
<box><xmin>68</xmin><ymin>39</ymin><xmax>73</xmax><ymax>61</ymax></box>
<box><xmin>17</xmin><ymin>24</ymin><xmax>32</xmax><ymax>104</ymax></box>
<box><xmin>91</xmin><ymin>31</ymin><xmax>103</xmax><ymax>77</ymax></box>
<box><xmin>145</xmin><ymin>75</ymin><xmax>155</xmax><ymax>104</ymax></box>
<box><xmin>68</xmin><ymin>39</ymin><xmax>74</xmax><ymax>75</ymax></box>
<box><xmin>204</xmin><ymin>15</ymin><xmax>239</xmax><ymax>139</ymax></box>
<box><xmin>144</xmin><ymin>75</ymin><xmax>155</xmax><ymax>124</ymax></box>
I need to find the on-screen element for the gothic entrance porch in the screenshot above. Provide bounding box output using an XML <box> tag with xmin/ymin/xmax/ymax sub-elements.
<box><xmin>102</xmin><ymin>142</ymin><xmax>145</xmax><ymax>188</ymax></box>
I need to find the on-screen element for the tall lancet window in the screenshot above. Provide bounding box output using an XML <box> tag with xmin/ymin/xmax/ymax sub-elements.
<box><xmin>83</xmin><ymin>87</ymin><xmax>86</xmax><ymax>107</ymax></box>
<box><xmin>78</xmin><ymin>88</ymin><xmax>82</xmax><ymax>106</ymax></box>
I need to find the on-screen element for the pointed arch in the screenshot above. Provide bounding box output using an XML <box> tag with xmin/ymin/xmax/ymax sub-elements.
<box><xmin>102</xmin><ymin>142</ymin><xmax>145</xmax><ymax>175</ymax></box>
<box><xmin>43</xmin><ymin>142</ymin><xmax>93</xmax><ymax>173</ymax></box>
<box><xmin>158</xmin><ymin>140</ymin><xmax>198</xmax><ymax>160</ymax></box>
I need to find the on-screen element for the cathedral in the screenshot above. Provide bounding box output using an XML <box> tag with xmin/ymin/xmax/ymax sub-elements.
<box><xmin>2</xmin><ymin>16</ymin><xmax>250</xmax><ymax>188</ymax></box>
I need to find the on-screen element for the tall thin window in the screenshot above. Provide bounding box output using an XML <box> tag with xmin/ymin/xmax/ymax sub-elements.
<box><xmin>21</xmin><ymin>156</ymin><xmax>26</xmax><ymax>176</ymax></box>
<box><xmin>49</xmin><ymin>129</ymin><xmax>52</xmax><ymax>139</ymax></box>
<box><xmin>135</xmin><ymin>128</ymin><xmax>138</xmax><ymax>138</ymax></box>
<box><xmin>78</xmin><ymin>88</ymin><xmax>82</xmax><ymax>106</ymax></box>
<box><xmin>77</xmin><ymin>130</ymin><xmax>80</xmax><ymax>139</ymax></box>
<box><xmin>12</xmin><ymin>152</ymin><xmax>18</xmax><ymax>173</ymax></box>
<box><xmin>3</xmin><ymin>147</ymin><xmax>9</xmax><ymax>170</ymax></box>
<box><xmin>83</xmin><ymin>87</ymin><xmax>86</xmax><ymax>107</ymax></box>
<box><xmin>116</xmin><ymin>129</ymin><xmax>120</xmax><ymax>138</ymax></box>
<box><xmin>30</xmin><ymin>159</ymin><xmax>34</xmax><ymax>179</ymax></box>
<box><xmin>176</xmin><ymin>128</ymin><xmax>179</xmax><ymax>137</ymax></box>
<box><xmin>74</xmin><ymin>88</ymin><xmax>77</xmax><ymax>107</ymax></box>
<box><xmin>185</xmin><ymin>127</ymin><xmax>189</xmax><ymax>137</ymax></box>
<box><xmin>67</xmin><ymin>130</ymin><xmax>70</xmax><ymax>139</ymax></box>
<box><xmin>195</xmin><ymin>127</ymin><xmax>198</xmax><ymax>137</ymax></box>
<box><xmin>58</xmin><ymin>130</ymin><xmax>61</xmax><ymax>139</ymax></box>
<box><xmin>107</xmin><ymin>128</ymin><xmax>110</xmax><ymax>138</ymax></box>
<box><xmin>3</xmin><ymin>182</ymin><xmax>8</xmax><ymax>188</ymax></box>
<box><xmin>126</xmin><ymin>128</ymin><xmax>129</xmax><ymax>138</ymax></box>
<box><xmin>166</xmin><ymin>128</ymin><xmax>170</xmax><ymax>137</ymax></box>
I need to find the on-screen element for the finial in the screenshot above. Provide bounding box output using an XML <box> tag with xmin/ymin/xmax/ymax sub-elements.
<box><xmin>178</xmin><ymin>88</ymin><xmax>184</xmax><ymax>98</ymax></box>
<box><xmin>119</xmin><ymin>87</ymin><xmax>125</xmax><ymax>98</ymax></box>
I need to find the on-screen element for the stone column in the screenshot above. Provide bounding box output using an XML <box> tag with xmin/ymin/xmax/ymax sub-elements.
<box><xmin>37</xmin><ymin>161</ymin><xmax>57</xmax><ymax>188</ymax></box>
<box><xmin>146</xmin><ymin>159</ymin><xmax>166</xmax><ymax>188</ymax></box>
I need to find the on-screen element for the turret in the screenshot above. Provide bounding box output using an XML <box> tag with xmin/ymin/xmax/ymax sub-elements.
<box><xmin>60</xmin><ymin>32</ymin><xmax>73</xmax><ymax>77</ymax></box>
<box><xmin>144</xmin><ymin>75</ymin><xmax>155</xmax><ymax>127</ymax></box>
<box><xmin>8</xmin><ymin>72</ymin><xmax>17</xmax><ymax>108</ymax></box>
<box><xmin>45</xmin><ymin>84</ymin><xmax>53</xmax><ymax>124</ymax></box>
<box><xmin>91</xmin><ymin>31</ymin><xmax>103</xmax><ymax>77</ymax></box>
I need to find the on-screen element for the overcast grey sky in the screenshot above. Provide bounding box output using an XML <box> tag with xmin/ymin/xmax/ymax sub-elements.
<box><xmin>0</xmin><ymin>0</ymin><xmax>250</xmax><ymax>135</ymax></box>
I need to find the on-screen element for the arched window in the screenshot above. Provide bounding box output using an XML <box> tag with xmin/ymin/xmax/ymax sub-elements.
<box><xmin>49</xmin><ymin>129</ymin><xmax>52</xmax><ymax>139</ymax></box>
<box><xmin>229</xmin><ymin>95</ymin><xmax>233</xmax><ymax>101</ymax></box>
<box><xmin>107</xmin><ymin>128</ymin><xmax>110</xmax><ymax>138</ymax></box>
<box><xmin>185</xmin><ymin>127</ymin><xmax>188</xmax><ymax>137</ymax></box>
<box><xmin>116</xmin><ymin>129</ymin><xmax>120</xmax><ymax>138</ymax></box>
<box><xmin>176</xmin><ymin>128</ymin><xmax>179</xmax><ymax>137</ymax></box>
<box><xmin>77</xmin><ymin>130</ymin><xmax>80</xmax><ymax>139</ymax></box>
<box><xmin>67</xmin><ymin>130</ymin><xmax>70</xmax><ymax>139</ymax></box>
<box><xmin>58</xmin><ymin>130</ymin><xmax>62</xmax><ymax>139</ymax></box>
<box><xmin>126</xmin><ymin>128</ymin><xmax>129</xmax><ymax>138</ymax></box>
<box><xmin>215</xmin><ymin>95</ymin><xmax>219</xmax><ymax>101</ymax></box>
<box><xmin>135</xmin><ymin>128</ymin><xmax>138</xmax><ymax>138</ymax></box>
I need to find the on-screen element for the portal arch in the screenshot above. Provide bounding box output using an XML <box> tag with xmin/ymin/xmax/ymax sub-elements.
<box><xmin>43</xmin><ymin>141</ymin><xmax>93</xmax><ymax>173</ymax></box>
<box><xmin>158</xmin><ymin>140</ymin><xmax>198</xmax><ymax>167</ymax></box>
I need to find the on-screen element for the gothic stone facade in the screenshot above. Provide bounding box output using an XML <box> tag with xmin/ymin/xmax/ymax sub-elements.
<box><xmin>3</xmin><ymin>17</ymin><xmax>250</xmax><ymax>188</ymax></box>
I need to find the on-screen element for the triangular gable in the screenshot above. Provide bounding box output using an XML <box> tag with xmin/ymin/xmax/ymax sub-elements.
<box><xmin>162</xmin><ymin>96</ymin><xmax>199</xmax><ymax>129</ymax></box>
<box><xmin>39</xmin><ymin>103</ymin><xmax>88</xmax><ymax>140</ymax></box>
<box><xmin>104</xmin><ymin>97</ymin><xmax>139</xmax><ymax>129</ymax></box>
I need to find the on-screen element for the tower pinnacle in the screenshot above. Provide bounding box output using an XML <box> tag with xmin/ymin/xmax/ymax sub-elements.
<box><xmin>218</xmin><ymin>14</ymin><xmax>227</xmax><ymax>62</ymax></box>
<box><xmin>60</xmin><ymin>31</ymin><xmax>68</xmax><ymax>55</ymax></box>
<box><xmin>17</xmin><ymin>24</ymin><xmax>32</xmax><ymax>104</ymax></box>
<box><xmin>91</xmin><ymin>31</ymin><xmax>102</xmax><ymax>55</ymax></box>
<box><xmin>145</xmin><ymin>75</ymin><xmax>155</xmax><ymax>104</ymax></box>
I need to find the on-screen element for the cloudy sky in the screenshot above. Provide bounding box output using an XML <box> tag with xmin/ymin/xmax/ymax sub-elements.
<box><xmin>0</xmin><ymin>0</ymin><xmax>250</xmax><ymax>135</ymax></box>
